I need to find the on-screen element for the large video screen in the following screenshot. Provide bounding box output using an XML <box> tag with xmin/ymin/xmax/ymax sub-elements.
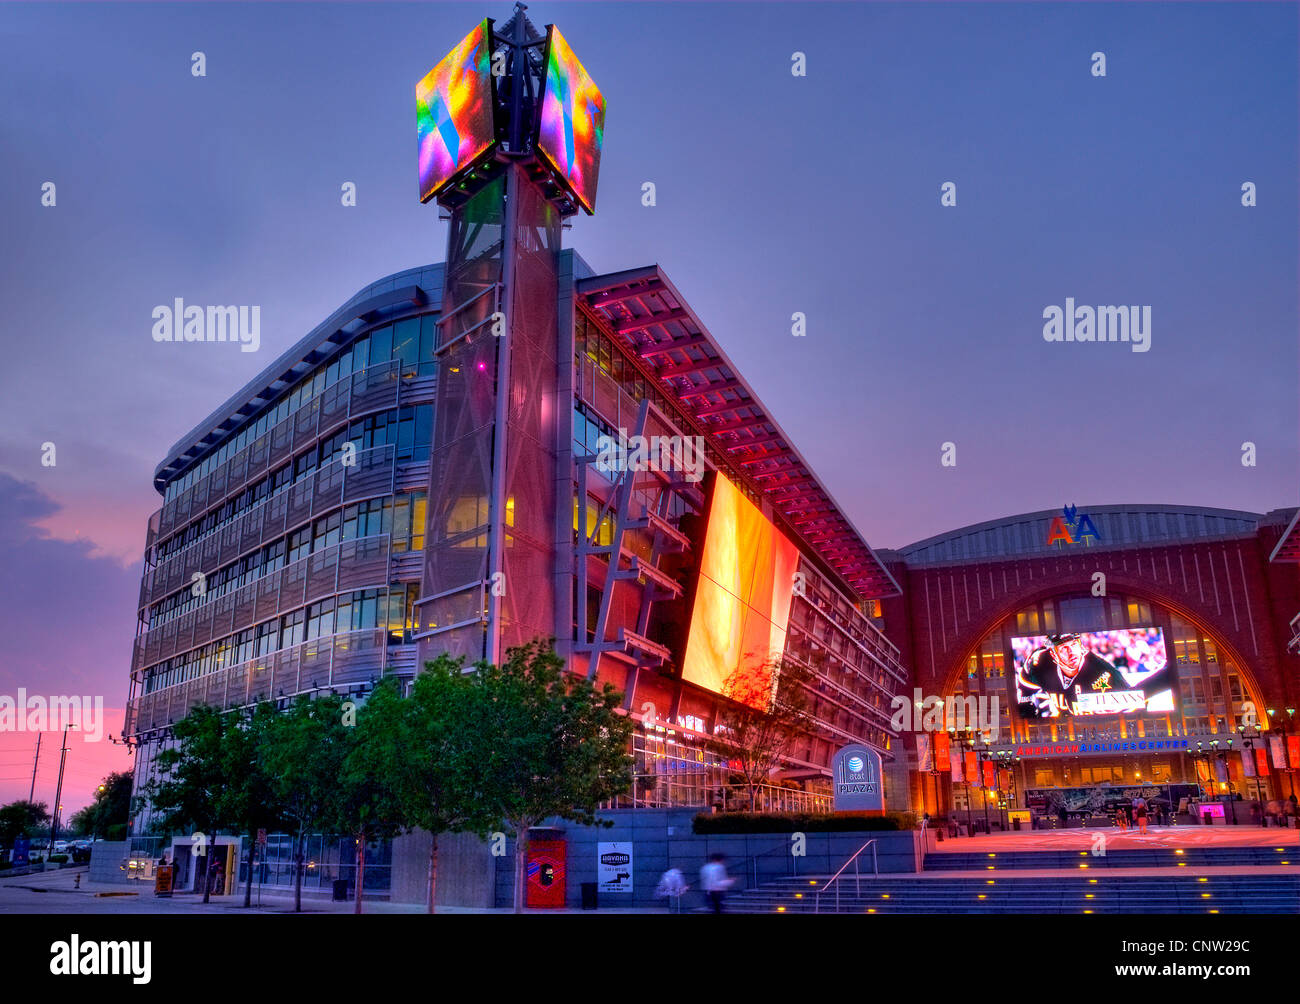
<box><xmin>417</xmin><ymin>19</ymin><xmax>497</xmax><ymax>204</ymax></box>
<box><xmin>681</xmin><ymin>475</ymin><xmax>800</xmax><ymax>711</ymax></box>
<box><xmin>536</xmin><ymin>25</ymin><xmax>606</xmax><ymax>214</ymax></box>
<box><xmin>1012</xmin><ymin>627</ymin><xmax>1175</xmax><ymax>719</ymax></box>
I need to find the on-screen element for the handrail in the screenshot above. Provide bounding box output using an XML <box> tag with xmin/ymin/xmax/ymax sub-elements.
<box><xmin>814</xmin><ymin>838</ymin><xmax>878</xmax><ymax>914</ymax></box>
<box><xmin>733</xmin><ymin>841</ymin><xmax>801</xmax><ymax>889</ymax></box>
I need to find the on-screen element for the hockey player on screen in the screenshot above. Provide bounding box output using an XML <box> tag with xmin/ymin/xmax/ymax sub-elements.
<box><xmin>1016</xmin><ymin>633</ymin><xmax>1172</xmax><ymax>718</ymax></box>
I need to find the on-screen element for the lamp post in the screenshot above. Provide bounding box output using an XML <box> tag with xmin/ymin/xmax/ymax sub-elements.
<box><xmin>978</xmin><ymin>735</ymin><xmax>991</xmax><ymax>834</ymax></box>
<box><xmin>1268</xmin><ymin>708</ymin><xmax>1297</xmax><ymax>802</ymax></box>
<box><xmin>1237</xmin><ymin>722</ymin><xmax>1265</xmax><ymax>806</ymax></box>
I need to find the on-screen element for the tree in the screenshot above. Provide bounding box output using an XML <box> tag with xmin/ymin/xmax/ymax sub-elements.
<box><xmin>337</xmin><ymin>678</ymin><xmax>409</xmax><ymax>914</ymax></box>
<box><xmin>0</xmin><ymin>800</ymin><xmax>50</xmax><ymax>849</ymax></box>
<box><xmin>144</xmin><ymin>705</ymin><xmax>231</xmax><ymax>904</ymax></box>
<box><xmin>218</xmin><ymin>702</ymin><xmax>286</xmax><ymax>908</ymax></box>
<box><xmin>68</xmin><ymin>772</ymin><xmax>133</xmax><ymax>839</ymax></box>
<box><xmin>459</xmin><ymin>640</ymin><xmax>634</xmax><ymax>912</ymax></box>
<box><xmin>363</xmin><ymin>657</ymin><xmax>499</xmax><ymax>913</ymax></box>
<box><xmin>263</xmin><ymin>694</ymin><xmax>350</xmax><ymax>913</ymax></box>
<box><xmin>713</xmin><ymin>656</ymin><xmax>813</xmax><ymax>811</ymax></box>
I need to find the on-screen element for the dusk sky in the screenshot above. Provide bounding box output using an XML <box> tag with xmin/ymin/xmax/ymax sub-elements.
<box><xmin>1</xmin><ymin>1</ymin><xmax>1295</xmax><ymax>810</ymax></box>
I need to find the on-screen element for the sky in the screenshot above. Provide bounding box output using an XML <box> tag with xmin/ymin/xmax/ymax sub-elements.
<box><xmin>0</xmin><ymin>1</ymin><xmax>1295</xmax><ymax>810</ymax></box>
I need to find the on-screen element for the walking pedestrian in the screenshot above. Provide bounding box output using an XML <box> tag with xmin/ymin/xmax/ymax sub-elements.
<box><xmin>699</xmin><ymin>853</ymin><xmax>734</xmax><ymax>914</ymax></box>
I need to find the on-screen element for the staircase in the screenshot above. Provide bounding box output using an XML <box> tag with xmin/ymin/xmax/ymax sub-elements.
<box><xmin>723</xmin><ymin>872</ymin><xmax>1300</xmax><ymax>914</ymax></box>
<box><xmin>721</xmin><ymin>843</ymin><xmax>1300</xmax><ymax>914</ymax></box>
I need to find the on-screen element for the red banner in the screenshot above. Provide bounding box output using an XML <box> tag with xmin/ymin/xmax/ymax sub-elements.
<box><xmin>998</xmin><ymin>767</ymin><xmax>1011</xmax><ymax>790</ymax></box>
<box><xmin>965</xmin><ymin>751</ymin><xmax>980</xmax><ymax>787</ymax></box>
<box><xmin>1255</xmin><ymin>747</ymin><xmax>1271</xmax><ymax>776</ymax></box>
<box><xmin>982</xmin><ymin>759</ymin><xmax>996</xmax><ymax>788</ymax></box>
<box><xmin>1288</xmin><ymin>735</ymin><xmax>1300</xmax><ymax>769</ymax></box>
<box><xmin>934</xmin><ymin>731</ymin><xmax>951</xmax><ymax>769</ymax></box>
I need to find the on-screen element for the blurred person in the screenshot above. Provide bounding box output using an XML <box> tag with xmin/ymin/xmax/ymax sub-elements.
<box><xmin>699</xmin><ymin>853</ymin><xmax>734</xmax><ymax>914</ymax></box>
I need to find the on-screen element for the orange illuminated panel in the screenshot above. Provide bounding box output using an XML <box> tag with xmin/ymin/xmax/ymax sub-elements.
<box><xmin>682</xmin><ymin>475</ymin><xmax>799</xmax><ymax>710</ymax></box>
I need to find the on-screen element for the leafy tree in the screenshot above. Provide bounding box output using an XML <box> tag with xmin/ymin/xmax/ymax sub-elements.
<box><xmin>218</xmin><ymin>702</ymin><xmax>286</xmax><ymax>908</ymax></box>
<box><xmin>263</xmin><ymin>694</ymin><xmax>350</xmax><ymax>913</ymax></box>
<box><xmin>144</xmin><ymin>705</ymin><xmax>231</xmax><ymax>904</ymax></box>
<box><xmin>337</xmin><ymin>678</ymin><xmax>409</xmax><ymax>914</ymax></box>
<box><xmin>68</xmin><ymin>771</ymin><xmax>133</xmax><ymax>839</ymax></box>
<box><xmin>714</xmin><ymin>656</ymin><xmax>813</xmax><ymax>811</ymax></box>
<box><xmin>459</xmin><ymin>640</ymin><xmax>634</xmax><ymax>912</ymax></box>
<box><xmin>363</xmin><ymin>657</ymin><xmax>499</xmax><ymax>913</ymax></box>
<box><xmin>0</xmin><ymin>800</ymin><xmax>50</xmax><ymax>849</ymax></box>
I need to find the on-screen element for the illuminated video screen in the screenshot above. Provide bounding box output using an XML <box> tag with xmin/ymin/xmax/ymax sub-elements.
<box><xmin>417</xmin><ymin>19</ymin><xmax>497</xmax><ymax>204</ymax></box>
<box><xmin>536</xmin><ymin>25</ymin><xmax>606</xmax><ymax>214</ymax></box>
<box><xmin>1012</xmin><ymin>627</ymin><xmax>1174</xmax><ymax>719</ymax></box>
<box><xmin>681</xmin><ymin>475</ymin><xmax>800</xmax><ymax>711</ymax></box>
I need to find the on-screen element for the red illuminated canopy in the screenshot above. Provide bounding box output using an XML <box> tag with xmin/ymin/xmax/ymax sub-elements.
<box><xmin>578</xmin><ymin>265</ymin><xmax>900</xmax><ymax>602</ymax></box>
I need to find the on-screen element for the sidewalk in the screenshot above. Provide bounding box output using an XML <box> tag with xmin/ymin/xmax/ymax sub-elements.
<box><xmin>0</xmin><ymin>866</ymin><xmax>669</xmax><ymax>913</ymax></box>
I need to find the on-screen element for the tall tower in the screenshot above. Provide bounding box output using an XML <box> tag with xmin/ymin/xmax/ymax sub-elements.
<box><xmin>414</xmin><ymin>5</ymin><xmax>605</xmax><ymax>665</ymax></box>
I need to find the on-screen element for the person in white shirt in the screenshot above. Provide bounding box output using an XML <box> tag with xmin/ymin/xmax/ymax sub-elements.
<box><xmin>699</xmin><ymin>853</ymin><xmax>734</xmax><ymax>914</ymax></box>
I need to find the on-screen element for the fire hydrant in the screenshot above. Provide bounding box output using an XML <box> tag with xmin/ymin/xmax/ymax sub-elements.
<box><xmin>74</xmin><ymin>873</ymin><xmax>81</xmax><ymax>890</ymax></box>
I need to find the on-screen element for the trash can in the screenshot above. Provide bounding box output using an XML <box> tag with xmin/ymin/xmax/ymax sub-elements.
<box><xmin>332</xmin><ymin>879</ymin><xmax>349</xmax><ymax>902</ymax></box>
<box><xmin>580</xmin><ymin>882</ymin><xmax>598</xmax><ymax>910</ymax></box>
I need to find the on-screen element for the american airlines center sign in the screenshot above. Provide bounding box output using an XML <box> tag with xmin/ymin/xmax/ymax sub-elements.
<box><xmin>831</xmin><ymin>744</ymin><xmax>884</xmax><ymax>811</ymax></box>
<box><xmin>1007</xmin><ymin>738</ymin><xmax>1195</xmax><ymax>758</ymax></box>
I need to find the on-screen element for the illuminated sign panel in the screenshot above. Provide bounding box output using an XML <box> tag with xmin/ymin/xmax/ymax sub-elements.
<box><xmin>417</xmin><ymin>19</ymin><xmax>496</xmax><ymax>204</ymax></box>
<box><xmin>1012</xmin><ymin>627</ymin><xmax>1175</xmax><ymax>720</ymax></box>
<box><xmin>681</xmin><ymin>475</ymin><xmax>799</xmax><ymax>711</ymax></box>
<box><xmin>536</xmin><ymin>25</ymin><xmax>605</xmax><ymax>214</ymax></box>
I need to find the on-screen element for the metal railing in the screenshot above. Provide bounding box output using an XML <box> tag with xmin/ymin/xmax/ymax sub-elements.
<box><xmin>814</xmin><ymin>838</ymin><xmax>878</xmax><ymax>914</ymax></box>
<box><xmin>734</xmin><ymin>841</ymin><xmax>802</xmax><ymax>890</ymax></box>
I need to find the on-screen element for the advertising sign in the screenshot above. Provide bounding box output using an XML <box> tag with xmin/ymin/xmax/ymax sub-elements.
<box><xmin>934</xmin><ymin>730</ymin><xmax>951</xmax><ymax>769</ymax></box>
<box><xmin>154</xmin><ymin>864</ymin><xmax>174</xmax><ymax>897</ymax></box>
<box><xmin>1012</xmin><ymin>628</ymin><xmax>1173</xmax><ymax>719</ymax></box>
<box><xmin>536</xmin><ymin>25</ymin><xmax>606</xmax><ymax>213</ymax></box>
<box><xmin>1269</xmin><ymin>735</ymin><xmax>1287</xmax><ymax>770</ymax></box>
<box><xmin>597</xmin><ymin>842</ymin><xmax>633</xmax><ymax>895</ymax></box>
<box><xmin>525</xmin><ymin>839</ymin><xmax>566</xmax><ymax>908</ymax></box>
<box><xmin>417</xmin><ymin>19</ymin><xmax>497</xmax><ymax>204</ymax></box>
<box><xmin>682</xmin><ymin>474</ymin><xmax>799</xmax><ymax>711</ymax></box>
<box><xmin>12</xmin><ymin>834</ymin><xmax>29</xmax><ymax>867</ymax></box>
<box><xmin>916</xmin><ymin>733</ymin><xmax>933</xmax><ymax>773</ymax></box>
<box><xmin>831</xmin><ymin>744</ymin><xmax>884</xmax><ymax>811</ymax></box>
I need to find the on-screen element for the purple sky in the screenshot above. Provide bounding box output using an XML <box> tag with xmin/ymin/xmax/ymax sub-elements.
<box><xmin>0</xmin><ymin>1</ymin><xmax>1295</xmax><ymax>809</ymax></box>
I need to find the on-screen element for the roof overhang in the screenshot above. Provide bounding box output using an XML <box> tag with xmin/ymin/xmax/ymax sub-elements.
<box><xmin>1269</xmin><ymin>508</ymin><xmax>1300</xmax><ymax>563</ymax></box>
<box><xmin>577</xmin><ymin>265</ymin><xmax>900</xmax><ymax>602</ymax></box>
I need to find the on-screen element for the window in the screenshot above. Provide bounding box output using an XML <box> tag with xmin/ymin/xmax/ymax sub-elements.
<box><xmin>287</xmin><ymin>527</ymin><xmax>311</xmax><ymax>564</ymax></box>
<box><xmin>1126</xmin><ymin>600</ymin><xmax>1152</xmax><ymax>626</ymax></box>
<box><xmin>419</xmin><ymin>315</ymin><xmax>438</xmax><ymax>372</ymax></box>
<box><xmin>281</xmin><ymin>608</ymin><xmax>305</xmax><ymax>649</ymax></box>
<box><xmin>254</xmin><ymin>620</ymin><xmax>279</xmax><ymax>657</ymax></box>
<box><xmin>368</xmin><ymin>326</ymin><xmax>392</xmax><ymax>367</ymax></box>
<box><xmin>394</xmin><ymin>318</ymin><xmax>419</xmax><ymax>376</ymax></box>
<box><xmin>313</xmin><ymin>511</ymin><xmax>341</xmax><ymax>552</ymax></box>
<box><xmin>411</xmin><ymin>493</ymin><xmax>427</xmax><ymax>550</ymax></box>
<box><xmin>392</xmin><ymin>497</ymin><xmax>410</xmax><ymax>553</ymax></box>
<box><xmin>306</xmin><ymin>598</ymin><xmax>335</xmax><ymax>641</ymax></box>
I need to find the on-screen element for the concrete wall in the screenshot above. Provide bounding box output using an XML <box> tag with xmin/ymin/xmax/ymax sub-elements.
<box><xmin>488</xmin><ymin>808</ymin><xmax>922</xmax><ymax>910</ymax></box>
<box><xmin>390</xmin><ymin>829</ymin><xmax>493</xmax><ymax>908</ymax></box>
<box><xmin>87</xmin><ymin>841</ymin><xmax>133</xmax><ymax>885</ymax></box>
